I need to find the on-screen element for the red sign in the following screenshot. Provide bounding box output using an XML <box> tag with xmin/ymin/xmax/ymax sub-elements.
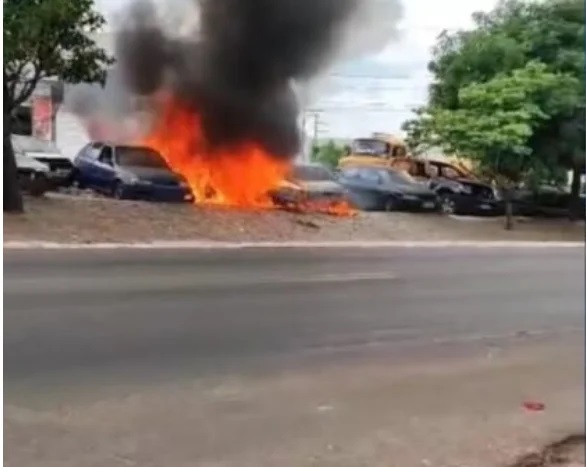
<box><xmin>32</xmin><ymin>96</ymin><xmax>54</xmax><ymax>141</ymax></box>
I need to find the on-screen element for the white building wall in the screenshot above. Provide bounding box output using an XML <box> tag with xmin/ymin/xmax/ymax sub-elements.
<box><xmin>55</xmin><ymin>110</ymin><xmax>89</xmax><ymax>160</ymax></box>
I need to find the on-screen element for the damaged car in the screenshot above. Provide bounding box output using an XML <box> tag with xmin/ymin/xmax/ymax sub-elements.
<box><xmin>11</xmin><ymin>135</ymin><xmax>74</xmax><ymax>188</ymax></box>
<box><xmin>271</xmin><ymin>163</ymin><xmax>349</xmax><ymax>212</ymax></box>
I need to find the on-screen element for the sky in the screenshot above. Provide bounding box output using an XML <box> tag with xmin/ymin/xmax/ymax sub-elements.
<box><xmin>95</xmin><ymin>0</ymin><xmax>499</xmax><ymax>139</ymax></box>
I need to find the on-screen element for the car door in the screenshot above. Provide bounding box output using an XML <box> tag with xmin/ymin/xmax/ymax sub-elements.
<box><xmin>74</xmin><ymin>143</ymin><xmax>102</xmax><ymax>188</ymax></box>
<box><xmin>93</xmin><ymin>145</ymin><xmax>117</xmax><ymax>192</ymax></box>
<box><xmin>339</xmin><ymin>168</ymin><xmax>386</xmax><ymax>210</ymax></box>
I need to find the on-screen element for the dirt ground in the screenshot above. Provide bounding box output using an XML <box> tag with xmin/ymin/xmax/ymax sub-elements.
<box><xmin>3</xmin><ymin>195</ymin><xmax>585</xmax><ymax>243</ymax></box>
<box><xmin>5</xmin><ymin>340</ymin><xmax>584</xmax><ymax>467</ymax></box>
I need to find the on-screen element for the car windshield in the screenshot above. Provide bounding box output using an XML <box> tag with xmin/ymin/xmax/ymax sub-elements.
<box><xmin>291</xmin><ymin>165</ymin><xmax>334</xmax><ymax>182</ymax></box>
<box><xmin>11</xmin><ymin>135</ymin><xmax>59</xmax><ymax>153</ymax></box>
<box><xmin>387</xmin><ymin>169</ymin><xmax>417</xmax><ymax>184</ymax></box>
<box><xmin>351</xmin><ymin>138</ymin><xmax>389</xmax><ymax>156</ymax></box>
<box><xmin>115</xmin><ymin>146</ymin><xmax>169</xmax><ymax>169</ymax></box>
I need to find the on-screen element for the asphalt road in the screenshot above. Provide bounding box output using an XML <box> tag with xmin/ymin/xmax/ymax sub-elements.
<box><xmin>4</xmin><ymin>246</ymin><xmax>583</xmax><ymax>383</ymax></box>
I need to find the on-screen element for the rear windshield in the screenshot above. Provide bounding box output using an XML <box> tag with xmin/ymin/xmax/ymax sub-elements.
<box><xmin>351</xmin><ymin>138</ymin><xmax>390</xmax><ymax>156</ymax></box>
<box><xmin>12</xmin><ymin>135</ymin><xmax>59</xmax><ymax>153</ymax></box>
<box><xmin>116</xmin><ymin>146</ymin><xmax>169</xmax><ymax>169</ymax></box>
<box><xmin>291</xmin><ymin>165</ymin><xmax>334</xmax><ymax>182</ymax></box>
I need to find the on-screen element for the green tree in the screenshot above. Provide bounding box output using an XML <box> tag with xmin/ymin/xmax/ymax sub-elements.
<box><xmin>4</xmin><ymin>0</ymin><xmax>112</xmax><ymax>212</ymax></box>
<box><xmin>422</xmin><ymin>62</ymin><xmax>580</xmax><ymax>229</ymax></box>
<box><xmin>405</xmin><ymin>0</ymin><xmax>585</xmax><ymax>219</ymax></box>
<box><xmin>311</xmin><ymin>140</ymin><xmax>347</xmax><ymax>169</ymax></box>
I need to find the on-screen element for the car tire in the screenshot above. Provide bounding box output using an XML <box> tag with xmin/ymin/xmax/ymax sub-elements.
<box><xmin>111</xmin><ymin>180</ymin><xmax>127</xmax><ymax>200</ymax></box>
<box><xmin>69</xmin><ymin>169</ymin><xmax>85</xmax><ymax>189</ymax></box>
<box><xmin>28</xmin><ymin>172</ymin><xmax>50</xmax><ymax>197</ymax></box>
<box><xmin>384</xmin><ymin>196</ymin><xmax>397</xmax><ymax>212</ymax></box>
<box><xmin>439</xmin><ymin>194</ymin><xmax>456</xmax><ymax>215</ymax></box>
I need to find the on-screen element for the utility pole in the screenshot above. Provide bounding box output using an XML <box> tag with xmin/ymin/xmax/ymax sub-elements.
<box><xmin>299</xmin><ymin>110</ymin><xmax>307</xmax><ymax>162</ymax></box>
<box><xmin>312</xmin><ymin>112</ymin><xmax>319</xmax><ymax>148</ymax></box>
<box><xmin>304</xmin><ymin>109</ymin><xmax>326</xmax><ymax>162</ymax></box>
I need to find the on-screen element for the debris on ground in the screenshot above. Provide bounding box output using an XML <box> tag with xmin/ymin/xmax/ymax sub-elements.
<box><xmin>508</xmin><ymin>435</ymin><xmax>585</xmax><ymax>467</ymax></box>
<box><xmin>523</xmin><ymin>401</ymin><xmax>546</xmax><ymax>412</ymax></box>
<box><xmin>4</xmin><ymin>196</ymin><xmax>584</xmax><ymax>244</ymax></box>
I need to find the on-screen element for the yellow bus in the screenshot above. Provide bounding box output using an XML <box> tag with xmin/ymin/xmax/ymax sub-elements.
<box><xmin>338</xmin><ymin>133</ymin><xmax>408</xmax><ymax>169</ymax></box>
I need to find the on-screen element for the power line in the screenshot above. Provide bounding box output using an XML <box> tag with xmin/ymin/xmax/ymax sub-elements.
<box><xmin>307</xmin><ymin>106</ymin><xmax>421</xmax><ymax>113</ymax></box>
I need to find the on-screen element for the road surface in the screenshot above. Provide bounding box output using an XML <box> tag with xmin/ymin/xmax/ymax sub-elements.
<box><xmin>4</xmin><ymin>246</ymin><xmax>584</xmax><ymax>467</ymax></box>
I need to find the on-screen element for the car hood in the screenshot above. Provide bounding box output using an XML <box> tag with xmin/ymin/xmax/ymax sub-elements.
<box><xmin>125</xmin><ymin>166</ymin><xmax>183</xmax><ymax>184</ymax></box>
<box><xmin>15</xmin><ymin>153</ymin><xmax>50</xmax><ymax>171</ymax></box>
<box><xmin>25</xmin><ymin>150</ymin><xmax>69</xmax><ymax>161</ymax></box>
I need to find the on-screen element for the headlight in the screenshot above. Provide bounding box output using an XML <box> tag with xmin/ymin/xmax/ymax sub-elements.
<box><xmin>401</xmin><ymin>194</ymin><xmax>418</xmax><ymax>201</ymax></box>
<box><xmin>128</xmin><ymin>176</ymin><xmax>150</xmax><ymax>185</ymax></box>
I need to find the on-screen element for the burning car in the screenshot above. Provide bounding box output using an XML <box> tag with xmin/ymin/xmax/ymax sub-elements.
<box><xmin>72</xmin><ymin>142</ymin><xmax>194</xmax><ymax>202</ymax></box>
<box><xmin>270</xmin><ymin>163</ymin><xmax>350</xmax><ymax>213</ymax></box>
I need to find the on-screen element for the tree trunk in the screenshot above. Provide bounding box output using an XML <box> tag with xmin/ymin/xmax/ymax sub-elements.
<box><xmin>4</xmin><ymin>128</ymin><xmax>24</xmax><ymax>213</ymax></box>
<box><xmin>503</xmin><ymin>188</ymin><xmax>514</xmax><ymax>231</ymax></box>
<box><xmin>568</xmin><ymin>165</ymin><xmax>582</xmax><ymax>221</ymax></box>
<box><xmin>3</xmin><ymin>110</ymin><xmax>24</xmax><ymax>213</ymax></box>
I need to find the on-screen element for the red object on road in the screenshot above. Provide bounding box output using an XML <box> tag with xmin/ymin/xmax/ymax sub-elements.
<box><xmin>523</xmin><ymin>401</ymin><xmax>546</xmax><ymax>411</ymax></box>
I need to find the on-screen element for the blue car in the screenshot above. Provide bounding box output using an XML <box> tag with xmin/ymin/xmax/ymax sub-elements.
<box><xmin>72</xmin><ymin>143</ymin><xmax>194</xmax><ymax>202</ymax></box>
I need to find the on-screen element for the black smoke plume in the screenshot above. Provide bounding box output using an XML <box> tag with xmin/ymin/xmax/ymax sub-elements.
<box><xmin>116</xmin><ymin>0</ymin><xmax>358</xmax><ymax>158</ymax></box>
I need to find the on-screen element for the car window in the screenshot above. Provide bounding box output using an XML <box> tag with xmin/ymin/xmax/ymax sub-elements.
<box><xmin>440</xmin><ymin>165</ymin><xmax>462</xmax><ymax>179</ymax></box>
<box><xmin>98</xmin><ymin>146</ymin><xmax>114</xmax><ymax>166</ymax></box>
<box><xmin>426</xmin><ymin>163</ymin><xmax>440</xmax><ymax>177</ymax></box>
<box><xmin>82</xmin><ymin>143</ymin><xmax>102</xmax><ymax>159</ymax></box>
<box><xmin>387</xmin><ymin>169</ymin><xmax>416</xmax><ymax>184</ymax></box>
<box><xmin>361</xmin><ymin>169</ymin><xmax>383</xmax><ymax>184</ymax></box>
<box><xmin>391</xmin><ymin>145</ymin><xmax>407</xmax><ymax>158</ymax></box>
<box><xmin>350</xmin><ymin>139</ymin><xmax>390</xmax><ymax>157</ymax></box>
<box><xmin>11</xmin><ymin>134</ymin><xmax>59</xmax><ymax>153</ymax></box>
<box><xmin>409</xmin><ymin>161</ymin><xmax>427</xmax><ymax>177</ymax></box>
<box><xmin>115</xmin><ymin>146</ymin><xmax>169</xmax><ymax>169</ymax></box>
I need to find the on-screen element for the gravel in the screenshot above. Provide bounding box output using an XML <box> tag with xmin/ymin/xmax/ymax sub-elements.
<box><xmin>4</xmin><ymin>195</ymin><xmax>584</xmax><ymax>244</ymax></box>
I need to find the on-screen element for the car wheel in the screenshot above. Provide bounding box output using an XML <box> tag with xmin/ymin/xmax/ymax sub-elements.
<box><xmin>28</xmin><ymin>172</ymin><xmax>50</xmax><ymax>197</ymax></box>
<box><xmin>384</xmin><ymin>196</ymin><xmax>397</xmax><ymax>212</ymax></box>
<box><xmin>111</xmin><ymin>181</ymin><xmax>127</xmax><ymax>200</ymax></box>
<box><xmin>69</xmin><ymin>169</ymin><xmax>85</xmax><ymax>189</ymax></box>
<box><xmin>439</xmin><ymin>194</ymin><xmax>456</xmax><ymax>215</ymax></box>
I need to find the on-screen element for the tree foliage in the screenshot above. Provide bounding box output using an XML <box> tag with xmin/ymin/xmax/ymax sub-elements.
<box><xmin>4</xmin><ymin>0</ymin><xmax>112</xmax><ymax>111</ymax></box>
<box><xmin>403</xmin><ymin>0</ymin><xmax>584</xmax><ymax>202</ymax></box>
<box><xmin>311</xmin><ymin>140</ymin><xmax>347</xmax><ymax>169</ymax></box>
<box><xmin>3</xmin><ymin>0</ymin><xmax>113</xmax><ymax>212</ymax></box>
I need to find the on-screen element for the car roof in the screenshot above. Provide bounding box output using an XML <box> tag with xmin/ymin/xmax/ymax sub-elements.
<box><xmin>294</xmin><ymin>162</ymin><xmax>328</xmax><ymax>168</ymax></box>
<box><xmin>342</xmin><ymin>165</ymin><xmax>399</xmax><ymax>174</ymax></box>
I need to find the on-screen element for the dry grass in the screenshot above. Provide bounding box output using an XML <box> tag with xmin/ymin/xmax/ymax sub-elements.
<box><xmin>4</xmin><ymin>195</ymin><xmax>584</xmax><ymax>244</ymax></box>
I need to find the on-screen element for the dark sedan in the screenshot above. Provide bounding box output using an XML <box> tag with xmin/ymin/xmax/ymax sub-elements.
<box><xmin>72</xmin><ymin>143</ymin><xmax>194</xmax><ymax>202</ymax></box>
<box><xmin>337</xmin><ymin>166</ymin><xmax>438</xmax><ymax>212</ymax></box>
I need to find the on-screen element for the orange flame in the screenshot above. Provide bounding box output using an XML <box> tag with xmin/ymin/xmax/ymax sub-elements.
<box><xmin>142</xmin><ymin>98</ymin><xmax>355</xmax><ymax>216</ymax></box>
<box><xmin>143</xmin><ymin>98</ymin><xmax>288</xmax><ymax>208</ymax></box>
